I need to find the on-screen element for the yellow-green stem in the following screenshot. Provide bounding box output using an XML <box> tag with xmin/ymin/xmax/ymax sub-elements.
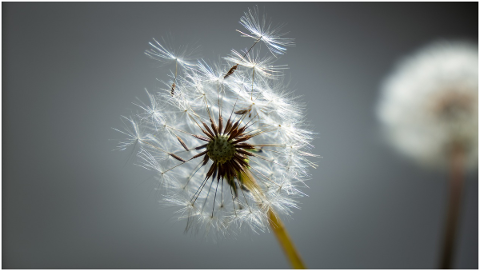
<box><xmin>268</xmin><ymin>207</ymin><xmax>306</xmax><ymax>269</ymax></box>
<box><xmin>240</xmin><ymin>170</ymin><xmax>306</xmax><ymax>269</ymax></box>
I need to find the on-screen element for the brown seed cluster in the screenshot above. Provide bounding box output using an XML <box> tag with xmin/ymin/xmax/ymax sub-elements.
<box><xmin>190</xmin><ymin>112</ymin><xmax>258</xmax><ymax>197</ymax></box>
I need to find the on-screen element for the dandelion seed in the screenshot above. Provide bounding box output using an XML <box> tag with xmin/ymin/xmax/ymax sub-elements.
<box><xmin>224</xmin><ymin>49</ymin><xmax>288</xmax><ymax>79</ymax></box>
<box><xmin>224</xmin><ymin>64</ymin><xmax>239</xmax><ymax>79</ymax></box>
<box><xmin>237</xmin><ymin>6</ymin><xmax>295</xmax><ymax>56</ymax></box>
<box><xmin>145</xmin><ymin>38</ymin><xmax>197</xmax><ymax>69</ymax></box>
<box><xmin>113</xmin><ymin>116</ymin><xmax>146</xmax><ymax>151</ymax></box>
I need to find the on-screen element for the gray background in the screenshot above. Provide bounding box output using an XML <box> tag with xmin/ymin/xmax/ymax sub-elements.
<box><xmin>3</xmin><ymin>2</ymin><xmax>478</xmax><ymax>269</ymax></box>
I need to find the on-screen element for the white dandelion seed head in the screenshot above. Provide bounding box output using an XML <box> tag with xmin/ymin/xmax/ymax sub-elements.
<box><xmin>115</xmin><ymin>9</ymin><xmax>315</xmax><ymax>236</ymax></box>
<box><xmin>377</xmin><ymin>40</ymin><xmax>478</xmax><ymax>170</ymax></box>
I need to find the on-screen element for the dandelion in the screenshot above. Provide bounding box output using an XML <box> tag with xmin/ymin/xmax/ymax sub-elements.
<box><xmin>377</xmin><ymin>40</ymin><xmax>478</xmax><ymax>269</ymax></box>
<box><xmin>115</xmin><ymin>8</ymin><xmax>316</xmax><ymax>268</ymax></box>
<box><xmin>377</xmin><ymin>41</ymin><xmax>478</xmax><ymax>170</ymax></box>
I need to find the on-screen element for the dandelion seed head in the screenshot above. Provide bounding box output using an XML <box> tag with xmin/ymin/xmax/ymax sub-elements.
<box><xmin>115</xmin><ymin>9</ymin><xmax>315</xmax><ymax>236</ymax></box>
<box><xmin>377</xmin><ymin>40</ymin><xmax>478</xmax><ymax>170</ymax></box>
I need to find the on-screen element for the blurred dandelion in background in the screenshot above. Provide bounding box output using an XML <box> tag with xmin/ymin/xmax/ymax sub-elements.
<box><xmin>115</xmin><ymin>6</ymin><xmax>315</xmax><ymax>268</ymax></box>
<box><xmin>377</xmin><ymin>40</ymin><xmax>478</xmax><ymax>269</ymax></box>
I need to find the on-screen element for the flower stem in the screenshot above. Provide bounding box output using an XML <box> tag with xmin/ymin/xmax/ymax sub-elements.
<box><xmin>439</xmin><ymin>143</ymin><xmax>465</xmax><ymax>269</ymax></box>
<box><xmin>268</xmin><ymin>208</ymin><xmax>306</xmax><ymax>269</ymax></box>
<box><xmin>240</xmin><ymin>169</ymin><xmax>306</xmax><ymax>269</ymax></box>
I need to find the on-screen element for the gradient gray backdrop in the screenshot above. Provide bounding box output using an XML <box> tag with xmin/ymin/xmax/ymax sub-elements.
<box><xmin>3</xmin><ymin>2</ymin><xmax>478</xmax><ymax>269</ymax></box>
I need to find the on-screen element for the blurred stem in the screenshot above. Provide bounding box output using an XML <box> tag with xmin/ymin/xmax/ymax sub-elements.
<box><xmin>240</xmin><ymin>169</ymin><xmax>306</xmax><ymax>269</ymax></box>
<box><xmin>439</xmin><ymin>143</ymin><xmax>464</xmax><ymax>269</ymax></box>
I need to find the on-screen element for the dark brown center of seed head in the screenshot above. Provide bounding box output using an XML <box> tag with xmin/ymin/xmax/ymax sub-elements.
<box><xmin>207</xmin><ymin>135</ymin><xmax>236</xmax><ymax>164</ymax></box>
<box><xmin>433</xmin><ymin>91</ymin><xmax>473</xmax><ymax>119</ymax></box>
